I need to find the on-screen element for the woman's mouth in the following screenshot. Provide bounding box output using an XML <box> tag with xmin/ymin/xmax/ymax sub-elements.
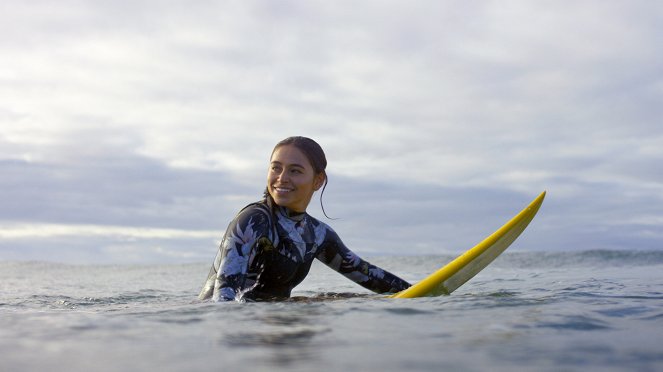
<box><xmin>273</xmin><ymin>186</ymin><xmax>294</xmax><ymax>194</ymax></box>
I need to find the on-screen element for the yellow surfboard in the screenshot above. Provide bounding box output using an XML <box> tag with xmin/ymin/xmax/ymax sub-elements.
<box><xmin>390</xmin><ymin>191</ymin><xmax>546</xmax><ymax>299</ymax></box>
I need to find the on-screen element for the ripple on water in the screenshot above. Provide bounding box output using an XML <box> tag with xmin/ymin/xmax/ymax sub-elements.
<box><xmin>382</xmin><ymin>307</ymin><xmax>435</xmax><ymax>315</ymax></box>
<box><xmin>595</xmin><ymin>306</ymin><xmax>653</xmax><ymax>318</ymax></box>
<box><xmin>537</xmin><ymin>315</ymin><xmax>611</xmax><ymax>331</ymax></box>
<box><xmin>223</xmin><ymin>327</ymin><xmax>330</xmax><ymax>348</ymax></box>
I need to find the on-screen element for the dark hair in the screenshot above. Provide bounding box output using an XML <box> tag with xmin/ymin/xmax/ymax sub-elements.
<box><xmin>263</xmin><ymin>136</ymin><xmax>332</xmax><ymax>218</ymax></box>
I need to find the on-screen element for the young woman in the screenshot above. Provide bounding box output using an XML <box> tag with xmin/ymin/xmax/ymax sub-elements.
<box><xmin>199</xmin><ymin>136</ymin><xmax>411</xmax><ymax>301</ymax></box>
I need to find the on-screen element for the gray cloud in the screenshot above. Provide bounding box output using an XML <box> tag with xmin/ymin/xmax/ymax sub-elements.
<box><xmin>0</xmin><ymin>146</ymin><xmax>252</xmax><ymax>230</ymax></box>
<box><xmin>1</xmin><ymin>1</ymin><xmax>662</xmax><ymax>263</ymax></box>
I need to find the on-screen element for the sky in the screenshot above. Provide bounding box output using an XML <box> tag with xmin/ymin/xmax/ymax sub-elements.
<box><xmin>1</xmin><ymin>0</ymin><xmax>662</xmax><ymax>264</ymax></box>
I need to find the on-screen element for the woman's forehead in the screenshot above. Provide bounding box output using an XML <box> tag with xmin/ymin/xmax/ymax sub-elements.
<box><xmin>270</xmin><ymin>145</ymin><xmax>312</xmax><ymax>168</ymax></box>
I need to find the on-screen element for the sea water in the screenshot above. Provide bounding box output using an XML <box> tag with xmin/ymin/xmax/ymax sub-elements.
<box><xmin>1</xmin><ymin>250</ymin><xmax>662</xmax><ymax>372</ymax></box>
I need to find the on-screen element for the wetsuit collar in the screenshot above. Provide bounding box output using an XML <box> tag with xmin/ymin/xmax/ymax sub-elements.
<box><xmin>276</xmin><ymin>205</ymin><xmax>307</xmax><ymax>222</ymax></box>
<box><xmin>262</xmin><ymin>196</ymin><xmax>307</xmax><ymax>222</ymax></box>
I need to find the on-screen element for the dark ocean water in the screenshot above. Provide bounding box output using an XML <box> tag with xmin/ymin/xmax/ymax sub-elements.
<box><xmin>1</xmin><ymin>250</ymin><xmax>662</xmax><ymax>372</ymax></box>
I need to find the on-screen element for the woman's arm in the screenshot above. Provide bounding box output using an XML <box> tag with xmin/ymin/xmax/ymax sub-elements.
<box><xmin>316</xmin><ymin>228</ymin><xmax>411</xmax><ymax>294</ymax></box>
<box><xmin>200</xmin><ymin>204</ymin><xmax>273</xmax><ymax>301</ymax></box>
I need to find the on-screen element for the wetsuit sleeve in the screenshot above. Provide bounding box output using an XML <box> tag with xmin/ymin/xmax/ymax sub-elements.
<box><xmin>205</xmin><ymin>205</ymin><xmax>272</xmax><ymax>301</ymax></box>
<box><xmin>316</xmin><ymin>228</ymin><xmax>411</xmax><ymax>294</ymax></box>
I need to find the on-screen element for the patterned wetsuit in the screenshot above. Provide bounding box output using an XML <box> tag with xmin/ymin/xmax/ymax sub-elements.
<box><xmin>199</xmin><ymin>198</ymin><xmax>411</xmax><ymax>301</ymax></box>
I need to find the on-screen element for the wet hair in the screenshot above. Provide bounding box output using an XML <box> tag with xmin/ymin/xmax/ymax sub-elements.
<box><xmin>264</xmin><ymin>136</ymin><xmax>332</xmax><ymax>218</ymax></box>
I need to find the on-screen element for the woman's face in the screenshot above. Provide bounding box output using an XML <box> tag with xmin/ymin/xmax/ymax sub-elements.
<box><xmin>267</xmin><ymin>145</ymin><xmax>324</xmax><ymax>212</ymax></box>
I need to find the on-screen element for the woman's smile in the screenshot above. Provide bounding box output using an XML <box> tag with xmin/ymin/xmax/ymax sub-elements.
<box><xmin>273</xmin><ymin>186</ymin><xmax>294</xmax><ymax>195</ymax></box>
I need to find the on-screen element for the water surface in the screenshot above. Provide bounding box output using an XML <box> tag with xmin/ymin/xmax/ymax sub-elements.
<box><xmin>1</xmin><ymin>250</ymin><xmax>662</xmax><ymax>371</ymax></box>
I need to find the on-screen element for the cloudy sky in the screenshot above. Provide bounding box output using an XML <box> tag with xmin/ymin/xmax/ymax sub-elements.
<box><xmin>1</xmin><ymin>0</ymin><xmax>661</xmax><ymax>264</ymax></box>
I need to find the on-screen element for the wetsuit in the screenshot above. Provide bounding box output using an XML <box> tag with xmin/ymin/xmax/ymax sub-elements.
<box><xmin>199</xmin><ymin>198</ymin><xmax>411</xmax><ymax>301</ymax></box>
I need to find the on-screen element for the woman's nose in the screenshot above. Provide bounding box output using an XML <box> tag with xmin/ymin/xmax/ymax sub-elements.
<box><xmin>276</xmin><ymin>170</ymin><xmax>289</xmax><ymax>182</ymax></box>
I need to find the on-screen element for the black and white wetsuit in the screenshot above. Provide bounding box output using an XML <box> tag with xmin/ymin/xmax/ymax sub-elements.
<box><xmin>199</xmin><ymin>198</ymin><xmax>411</xmax><ymax>301</ymax></box>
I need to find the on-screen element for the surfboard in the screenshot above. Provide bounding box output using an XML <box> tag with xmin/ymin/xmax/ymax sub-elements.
<box><xmin>390</xmin><ymin>191</ymin><xmax>546</xmax><ymax>299</ymax></box>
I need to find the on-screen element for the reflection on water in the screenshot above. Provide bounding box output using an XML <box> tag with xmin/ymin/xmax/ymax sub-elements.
<box><xmin>225</xmin><ymin>328</ymin><xmax>325</xmax><ymax>347</ymax></box>
<box><xmin>222</xmin><ymin>303</ymin><xmax>332</xmax><ymax>366</ymax></box>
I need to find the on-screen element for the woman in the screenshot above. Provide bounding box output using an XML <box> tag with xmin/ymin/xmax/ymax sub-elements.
<box><xmin>199</xmin><ymin>136</ymin><xmax>410</xmax><ymax>301</ymax></box>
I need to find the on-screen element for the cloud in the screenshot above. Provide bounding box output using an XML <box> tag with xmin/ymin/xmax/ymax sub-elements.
<box><xmin>1</xmin><ymin>1</ymin><xmax>662</xmax><ymax>263</ymax></box>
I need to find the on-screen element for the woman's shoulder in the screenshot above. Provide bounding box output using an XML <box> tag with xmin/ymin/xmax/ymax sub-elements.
<box><xmin>237</xmin><ymin>200</ymin><xmax>272</xmax><ymax>216</ymax></box>
<box><xmin>305</xmin><ymin>212</ymin><xmax>325</xmax><ymax>227</ymax></box>
<box><xmin>232</xmin><ymin>201</ymin><xmax>273</xmax><ymax>227</ymax></box>
<box><xmin>307</xmin><ymin>214</ymin><xmax>340</xmax><ymax>242</ymax></box>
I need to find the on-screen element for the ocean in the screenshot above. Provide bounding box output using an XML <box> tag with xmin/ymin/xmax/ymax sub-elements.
<box><xmin>1</xmin><ymin>250</ymin><xmax>662</xmax><ymax>372</ymax></box>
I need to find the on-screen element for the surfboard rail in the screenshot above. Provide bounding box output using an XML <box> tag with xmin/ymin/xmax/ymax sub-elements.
<box><xmin>390</xmin><ymin>191</ymin><xmax>546</xmax><ymax>299</ymax></box>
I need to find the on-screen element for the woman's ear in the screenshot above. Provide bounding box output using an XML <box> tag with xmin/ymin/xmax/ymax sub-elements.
<box><xmin>313</xmin><ymin>173</ymin><xmax>325</xmax><ymax>191</ymax></box>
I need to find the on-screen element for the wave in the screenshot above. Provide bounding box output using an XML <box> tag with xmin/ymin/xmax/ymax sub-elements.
<box><xmin>497</xmin><ymin>249</ymin><xmax>663</xmax><ymax>268</ymax></box>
